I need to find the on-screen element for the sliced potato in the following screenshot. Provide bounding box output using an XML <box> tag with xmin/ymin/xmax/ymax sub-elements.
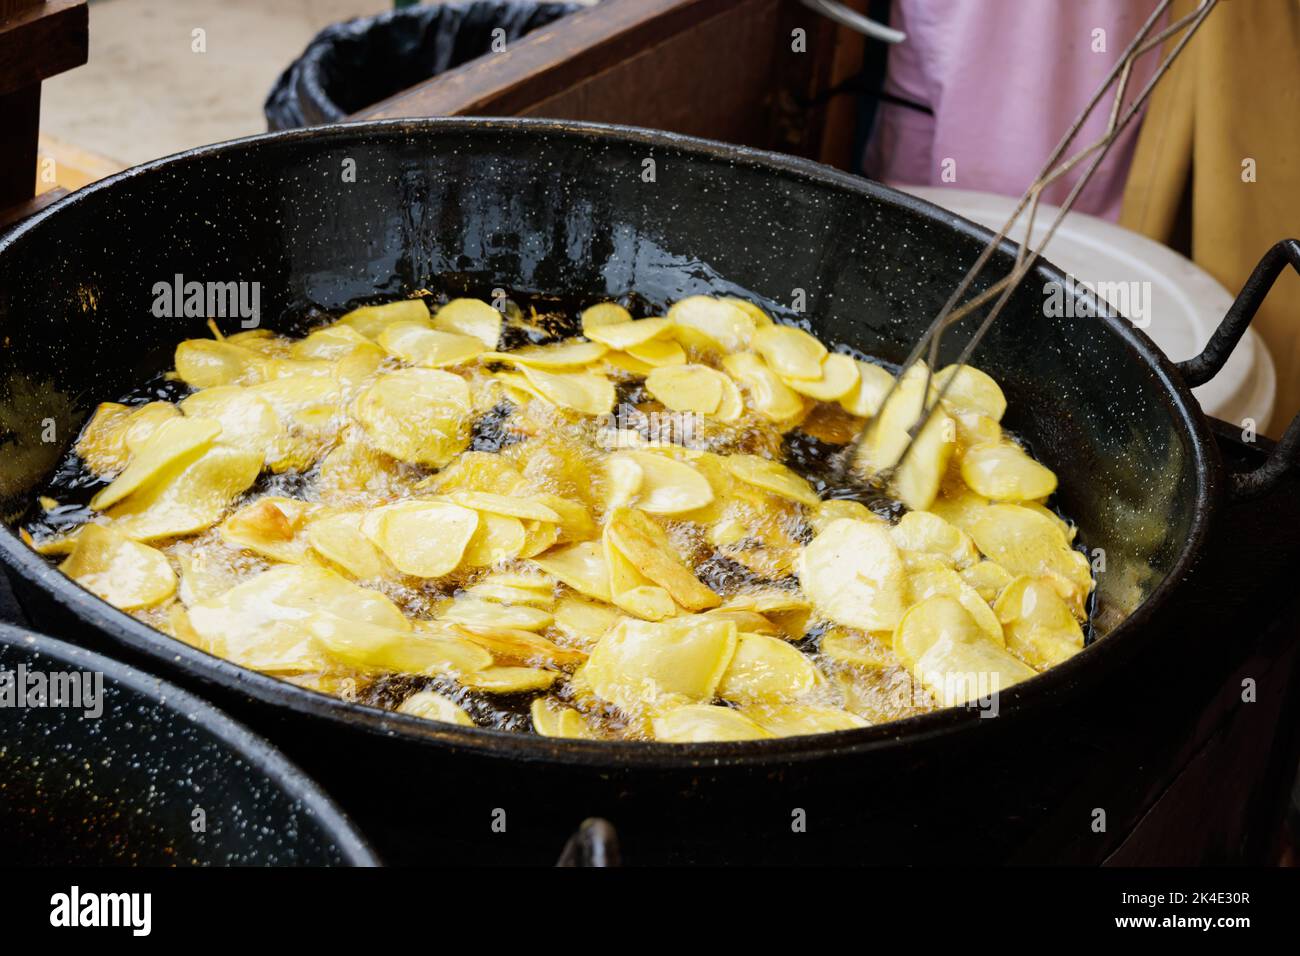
<box><xmin>105</xmin><ymin>446</ymin><xmax>262</xmax><ymax>542</ymax></box>
<box><xmin>652</xmin><ymin>704</ymin><xmax>772</xmax><ymax>742</ymax></box>
<box><xmin>839</xmin><ymin>361</ymin><xmax>896</xmax><ymax>418</ymax></box>
<box><xmin>460</xmin><ymin>666</ymin><xmax>559</xmax><ymax>693</ymax></box>
<box><xmin>493</xmin><ymin>340</ymin><xmax>608</xmax><ymax>369</ymax></box>
<box><xmin>306</xmin><ymin>511</ymin><xmax>392</xmax><ymax>579</ymax></box>
<box><xmin>377</xmin><ymin>322</ymin><xmax>486</xmax><ymax>367</ymax></box>
<box><xmin>364</xmin><ymin>500</ymin><xmax>479</xmax><ymax>578</ymax></box>
<box><xmin>585</xmin><ymin>316</ymin><xmax>672</xmax><ymax>349</ymax></box>
<box><xmin>614</xmin><ymin>450</ymin><xmax>714</xmax><ymax>515</ymax></box>
<box><xmin>721</xmin><ymin>351</ymin><xmax>804</xmax><ymax>422</ymax></box>
<box><xmin>531</xmin><ymin>697</ymin><xmax>597</xmax><ymax>738</ymax></box>
<box><xmin>339</xmin><ymin>299</ymin><xmax>431</xmax><ymax>339</ymax></box>
<box><xmin>59</xmin><ymin>524</ymin><xmax>176</xmax><ymax>610</ymax></box>
<box><xmin>517</xmin><ymin>365</ymin><xmax>615</xmax><ymax>415</ymax></box>
<box><xmin>785</xmin><ymin>353</ymin><xmax>860</xmax><ymax>402</ymax></box>
<box><xmin>994</xmin><ymin>575</ymin><xmax>1085</xmax><ymax>670</ymax></box>
<box><xmin>667</xmin><ymin>296</ymin><xmax>755</xmax><ymax>351</ymax></box>
<box><xmin>441</xmin><ymin>597</ymin><xmax>552</xmax><ymax>631</ymax></box>
<box><xmin>798</xmin><ymin>518</ymin><xmax>908</xmax><ymax>632</ymax></box>
<box><xmin>933</xmin><ymin>364</ymin><xmax>1007</xmax><ymax>420</ymax></box>
<box><xmin>353</xmin><ymin>368</ymin><xmax>472</xmax><ymax>466</ymax></box>
<box><xmin>717</xmin><ymin>632</ymin><xmax>818</xmax><ymax>702</ymax></box>
<box><xmin>961</xmin><ymin>441</ymin><xmax>1058</xmax><ymax>501</ymax></box>
<box><xmin>397</xmin><ymin>690</ymin><xmax>475</xmax><ymax>726</ymax></box>
<box><xmin>893</xmin><ymin>595</ymin><xmax>1035</xmax><ymax>706</ymax></box>
<box><xmin>890</xmin><ymin>510</ymin><xmax>978</xmax><ymax>568</ymax></box>
<box><xmin>645</xmin><ymin>364</ymin><xmax>724</xmax><ymax>414</ymax></box>
<box><xmin>582</xmin><ymin>616</ymin><xmax>738</xmax><ymax>714</ymax></box>
<box><xmin>752</xmin><ymin>324</ymin><xmax>826</xmax><ymax>380</ymax></box>
<box><xmin>531</xmin><ymin>541</ymin><xmax>612</xmax><ymax>602</ymax></box>
<box><xmin>723</xmin><ymin>454</ymin><xmax>819</xmax><ymax>506</ymax></box>
<box><xmin>605</xmin><ymin>507</ymin><xmax>720</xmax><ymax>612</ymax></box>
<box><xmin>432</xmin><ymin>298</ymin><xmax>501</xmax><ymax>348</ymax></box>
<box><xmin>580</xmin><ymin>302</ymin><xmax>634</xmax><ymax>333</ymax></box>
<box><xmin>89</xmin><ymin>416</ymin><xmax>221</xmax><ymax>511</ymax></box>
<box><xmin>743</xmin><ymin>702</ymin><xmax>868</xmax><ymax>737</ymax></box>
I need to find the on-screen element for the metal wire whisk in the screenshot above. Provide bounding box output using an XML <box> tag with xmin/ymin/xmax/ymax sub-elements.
<box><xmin>847</xmin><ymin>0</ymin><xmax>1220</xmax><ymax>484</ymax></box>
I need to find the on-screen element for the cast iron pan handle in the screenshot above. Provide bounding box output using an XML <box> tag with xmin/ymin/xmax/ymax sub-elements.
<box><xmin>1175</xmin><ymin>239</ymin><xmax>1300</xmax><ymax>500</ymax></box>
<box><xmin>555</xmin><ymin>817</ymin><xmax>620</xmax><ymax>867</ymax></box>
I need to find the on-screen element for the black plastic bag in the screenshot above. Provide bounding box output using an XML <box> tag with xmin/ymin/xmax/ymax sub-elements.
<box><xmin>265</xmin><ymin>1</ymin><xmax>582</xmax><ymax>130</ymax></box>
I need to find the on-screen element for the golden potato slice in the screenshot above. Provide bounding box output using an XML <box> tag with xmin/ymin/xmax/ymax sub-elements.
<box><xmin>580</xmin><ymin>301</ymin><xmax>634</xmax><ymax>333</ymax></box>
<box><xmin>721</xmin><ymin>351</ymin><xmax>804</xmax><ymax>423</ymax></box>
<box><xmin>905</xmin><ymin>555</ymin><xmax>1004</xmax><ymax>646</ymax></box>
<box><xmin>106</xmin><ymin>446</ymin><xmax>262</xmax><ymax>542</ymax></box>
<box><xmin>493</xmin><ymin>340</ymin><xmax>608</xmax><ymax>369</ymax></box>
<box><xmin>339</xmin><ymin>299</ymin><xmax>431</xmax><ymax>339</ymax></box>
<box><xmin>377</xmin><ymin>322</ymin><xmax>486</xmax><ymax>367</ymax></box>
<box><xmin>442</xmin><ymin>491</ymin><xmax>560</xmax><ymax>523</ymax></box>
<box><xmin>174</xmin><ymin>545</ymin><xmax>241</xmax><ymax>605</ymax></box>
<box><xmin>723</xmin><ymin>454</ymin><xmax>819</xmax><ymax>506</ymax></box>
<box><xmin>968</xmin><ymin>504</ymin><xmax>1092</xmax><ymax>610</ymax></box>
<box><xmin>455</xmin><ymin>624</ymin><xmax>587</xmax><ymax>667</ymax></box>
<box><xmin>531</xmin><ymin>541</ymin><xmax>612</xmax><ymax>602</ymax></box>
<box><xmin>372</xmin><ymin>627</ymin><xmax>494</xmax><ymax>675</ymax></box>
<box><xmin>531</xmin><ymin>697</ymin><xmax>598</xmax><ymax>739</ymax></box>
<box><xmin>961</xmin><ymin>441</ymin><xmax>1058</xmax><ymax>501</ymax></box>
<box><xmin>582</xmin><ymin>616</ymin><xmax>738</xmax><ymax>714</ymax></box>
<box><xmin>809</xmin><ymin>498</ymin><xmax>882</xmax><ymax>533</ymax></box>
<box><xmin>76</xmin><ymin>401</ymin><xmax>179</xmax><ymax>476</ymax></box>
<box><xmin>353</xmin><ymin>367</ymin><xmax>471</xmax><ymax>466</ymax></box>
<box><xmin>219</xmin><ymin>496</ymin><xmax>313</xmax><ymax>564</ymax></box>
<box><xmin>625</xmin><ymin>337</ymin><xmax>687</xmax><ymax>368</ymax></box>
<box><xmin>460</xmin><ymin>666</ymin><xmax>559</xmax><ymax>693</ymax></box>
<box><xmin>752</xmin><ymin>324</ymin><xmax>827</xmax><ymax>381</ymax></box>
<box><xmin>306</xmin><ymin>511</ymin><xmax>392</xmax><ymax>579</ymax></box>
<box><xmin>723</xmin><ymin>298</ymin><xmax>775</xmax><ymax>328</ymax></box>
<box><xmin>819</xmin><ymin>628</ymin><xmax>894</xmax><ymax>671</ymax></box>
<box><xmin>419</xmin><ymin>450</ymin><xmax>524</xmax><ymax>497</ymax></box>
<box><xmin>187</xmin><ymin>565</ymin><xmax>408</xmax><ymax>674</ymax></box>
<box><xmin>839</xmin><ymin>361</ymin><xmax>896</xmax><ymax>418</ymax></box>
<box><xmin>890</xmin><ymin>510</ymin><xmax>979</xmax><ymax>569</ymax></box>
<box><xmin>528</xmin><ymin>492</ymin><xmax>597</xmax><ymax>544</ymax></box>
<box><xmin>397</xmin><ymin>690</ymin><xmax>474</xmax><ymax>726</ymax></box>
<box><xmin>852</xmin><ymin>365</ymin><xmax>954</xmax><ymax>511</ymax></box>
<box><xmin>653</xmin><ymin>705</ymin><xmax>772</xmax><ymax>742</ymax></box>
<box><xmin>952</xmin><ymin>411</ymin><xmax>1003</xmax><ymax>451</ymax></box>
<box><xmin>459</xmin><ymin>512</ymin><xmax>528</xmax><ymax>567</ymax></box>
<box><xmin>960</xmin><ymin>560</ymin><xmax>1014</xmax><ymax>603</ymax></box>
<box><xmin>928</xmin><ymin>489</ymin><xmax>992</xmax><ymax>535</ymax></box>
<box><xmin>785</xmin><ymin>352</ymin><xmax>860</xmax><ymax>402</ymax></box>
<box><xmin>602</xmin><ymin>527</ymin><xmax>678</xmax><ymax>621</ymax></box>
<box><xmin>605</xmin><ymin>507</ymin><xmax>720</xmax><ymax>611</ymax></box>
<box><xmin>291</xmin><ymin>324</ymin><xmax>381</xmax><ymax>361</ymax></box>
<box><xmin>893</xmin><ymin>595</ymin><xmax>1035</xmax><ymax>706</ymax></box>
<box><xmin>585</xmin><ymin>317</ymin><xmax>672</xmax><ymax>350</ymax></box>
<box><xmin>89</xmin><ymin>416</ymin><xmax>221</xmax><ymax>511</ymax></box>
<box><xmin>181</xmin><ymin>386</ymin><xmax>283</xmax><ymax>462</ymax></box>
<box><xmin>717</xmin><ymin>632</ymin><xmax>818</xmax><ymax>702</ymax></box>
<box><xmin>798</xmin><ymin>518</ymin><xmax>908</xmax><ymax>632</ymax></box>
<box><xmin>645</xmin><ymin>364</ymin><xmax>723</xmax><ymax>414</ymax></box>
<box><xmin>933</xmin><ymin>364</ymin><xmax>1007</xmax><ymax>421</ymax></box>
<box><xmin>517</xmin><ymin>365</ymin><xmax>615</xmax><ymax>415</ymax></box>
<box><xmin>742</xmin><ymin>702</ymin><xmax>868</xmax><ymax>737</ymax></box>
<box><xmin>994</xmin><ymin>575</ymin><xmax>1085</xmax><ymax>670</ymax></box>
<box><xmin>59</xmin><ymin>524</ymin><xmax>176</xmax><ymax>610</ymax></box>
<box><xmin>365</xmin><ymin>500</ymin><xmax>478</xmax><ymax>578</ymax></box>
<box><xmin>174</xmin><ymin>339</ymin><xmax>265</xmax><ymax>388</ymax></box>
<box><xmin>615</xmin><ymin>451</ymin><xmax>714</xmax><ymax>515</ymax></box>
<box><xmin>442</xmin><ymin>597</ymin><xmax>552</xmax><ymax>631</ymax></box>
<box><xmin>667</xmin><ymin>296</ymin><xmax>755</xmax><ymax>351</ymax></box>
<box><xmin>552</xmin><ymin>594</ymin><xmax>622</xmax><ymax>648</ymax></box>
<box><xmin>432</xmin><ymin>298</ymin><xmax>502</xmax><ymax>348</ymax></box>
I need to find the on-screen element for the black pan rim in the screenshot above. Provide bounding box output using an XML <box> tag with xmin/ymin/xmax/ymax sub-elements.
<box><xmin>0</xmin><ymin>621</ymin><xmax>380</xmax><ymax>865</ymax></box>
<box><xmin>0</xmin><ymin>116</ymin><xmax>1222</xmax><ymax>769</ymax></box>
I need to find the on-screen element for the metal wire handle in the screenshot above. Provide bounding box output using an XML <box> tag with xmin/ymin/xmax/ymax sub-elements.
<box><xmin>849</xmin><ymin>0</ymin><xmax>1219</xmax><ymax>482</ymax></box>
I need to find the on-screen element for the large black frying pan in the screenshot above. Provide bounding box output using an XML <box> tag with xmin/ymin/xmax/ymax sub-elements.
<box><xmin>0</xmin><ymin>119</ymin><xmax>1295</xmax><ymax>863</ymax></box>
<box><xmin>0</xmin><ymin>621</ymin><xmax>377</xmax><ymax>865</ymax></box>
